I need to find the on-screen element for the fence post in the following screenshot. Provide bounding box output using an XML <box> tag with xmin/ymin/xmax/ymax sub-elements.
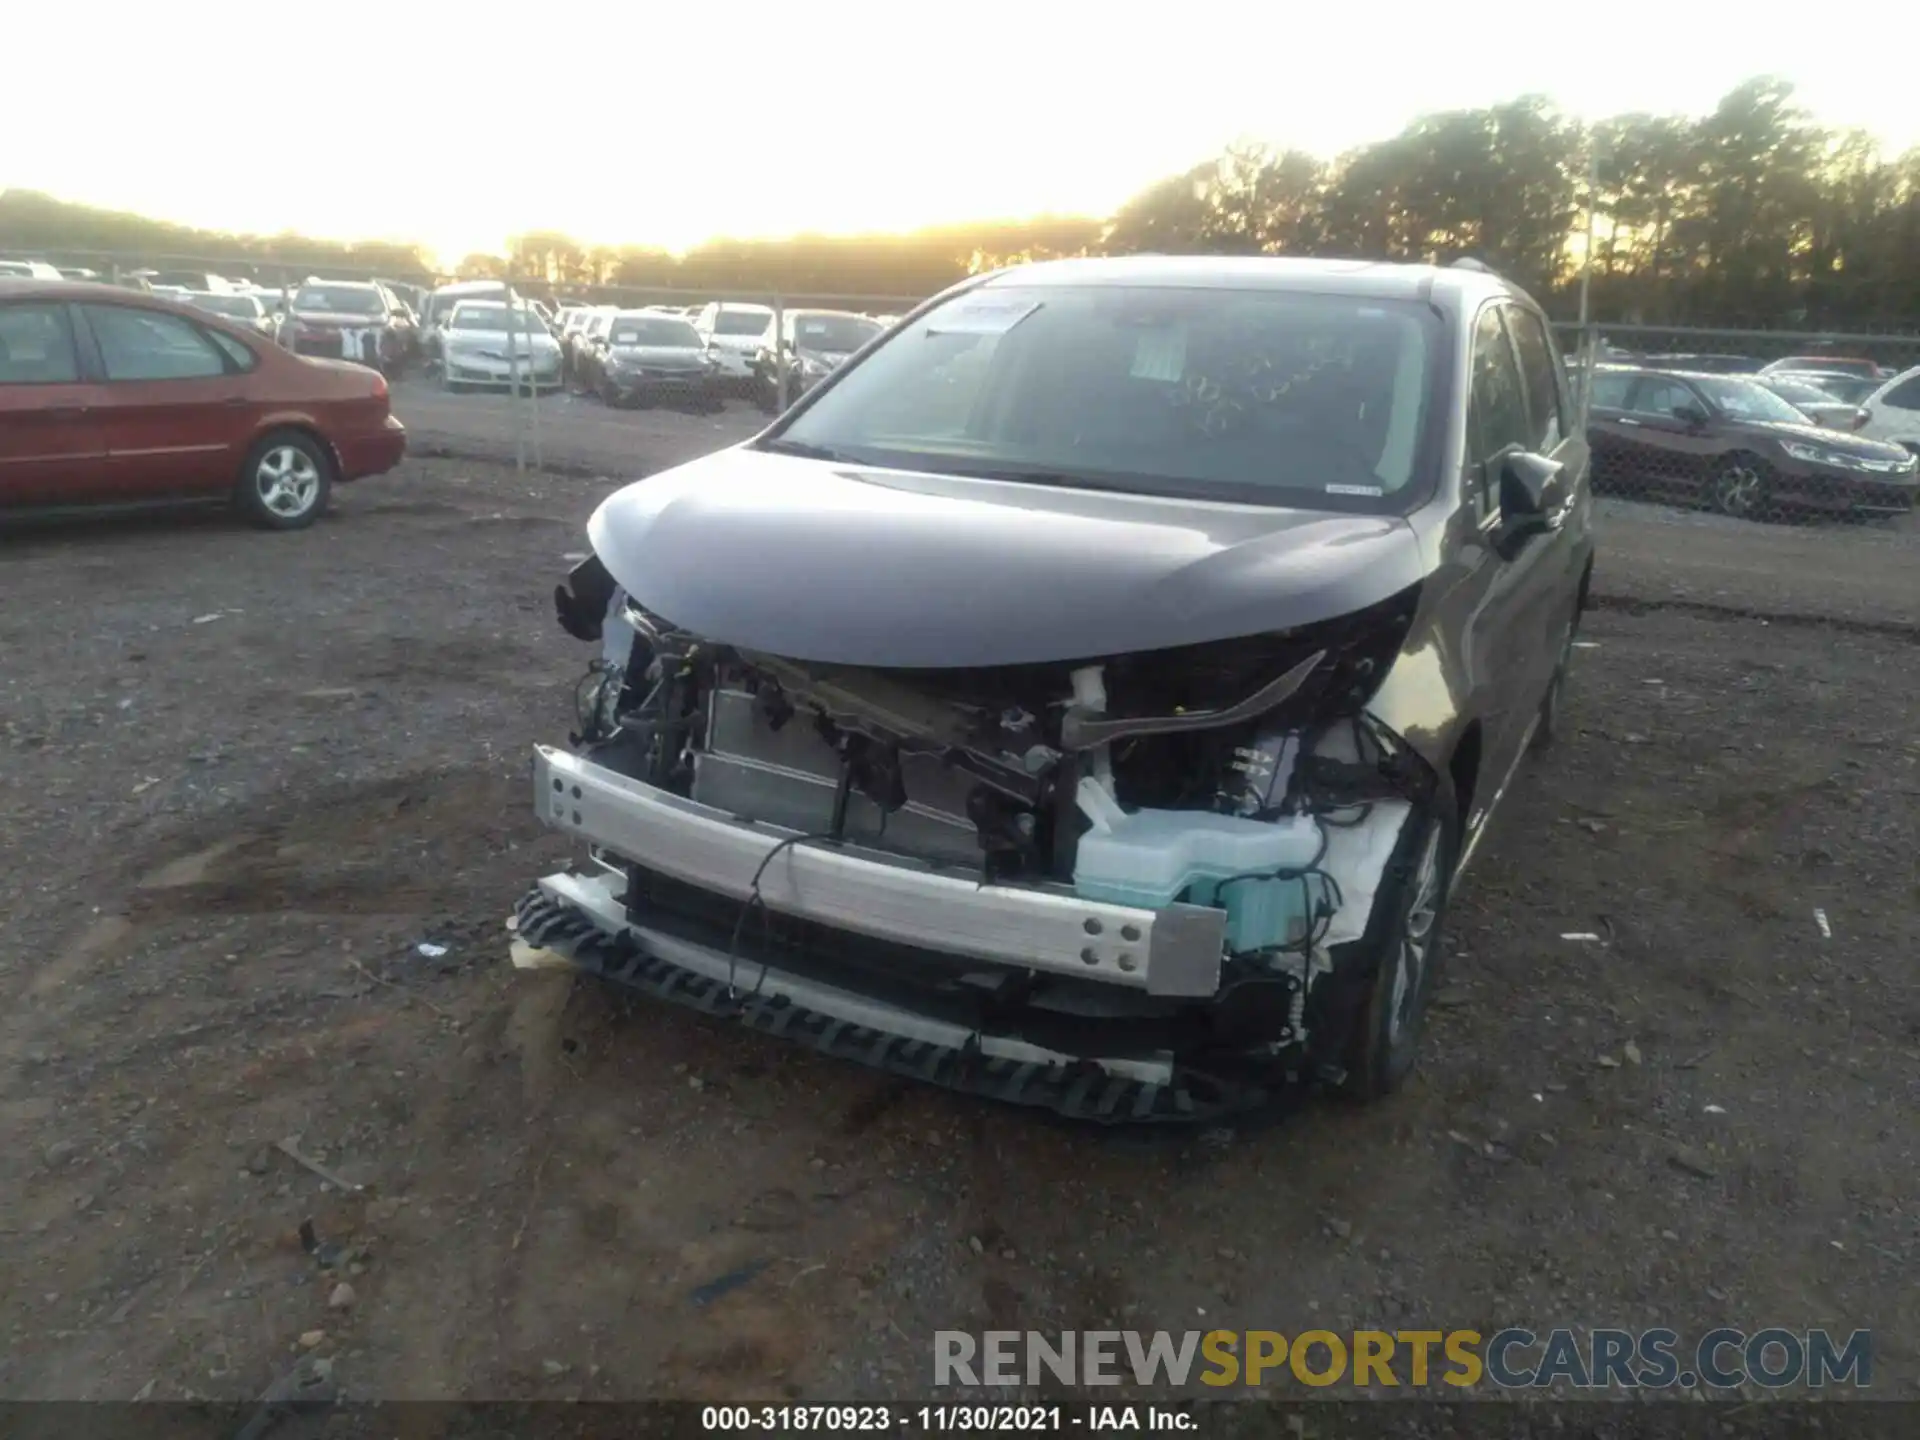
<box><xmin>772</xmin><ymin>294</ymin><xmax>788</xmax><ymax>412</ymax></box>
<box><xmin>505</xmin><ymin>272</ymin><xmax>525</xmax><ymax>476</ymax></box>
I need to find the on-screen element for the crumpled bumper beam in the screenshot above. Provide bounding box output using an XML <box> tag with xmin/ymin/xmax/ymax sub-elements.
<box><xmin>514</xmin><ymin>871</ymin><xmax>1266</xmax><ymax>1124</ymax></box>
<box><xmin>533</xmin><ymin>745</ymin><xmax>1226</xmax><ymax>998</ymax></box>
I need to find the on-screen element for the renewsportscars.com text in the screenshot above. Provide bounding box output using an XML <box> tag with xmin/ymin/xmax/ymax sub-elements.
<box><xmin>934</xmin><ymin>1328</ymin><xmax>1872</xmax><ymax>1390</ymax></box>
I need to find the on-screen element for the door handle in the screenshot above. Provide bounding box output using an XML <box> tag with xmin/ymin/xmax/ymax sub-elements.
<box><xmin>1618</xmin><ymin>417</ymin><xmax>1642</xmax><ymax>427</ymax></box>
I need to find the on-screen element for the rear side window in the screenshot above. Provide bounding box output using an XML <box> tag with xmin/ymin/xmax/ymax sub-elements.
<box><xmin>83</xmin><ymin>306</ymin><xmax>230</xmax><ymax>381</ymax></box>
<box><xmin>1630</xmin><ymin>376</ymin><xmax>1696</xmax><ymax>419</ymax></box>
<box><xmin>1505</xmin><ymin>307</ymin><xmax>1565</xmax><ymax>449</ymax></box>
<box><xmin>1882</xmin><ymin>375</ymin><xmax>1920</xmax><ymax>411</ymax></box>
<box><xmin>0</xmin><ymin>303</ymin><xmax>81</xmax><ymax>383</ymax></box>
<box><xmin>1588</xmin><ymin>371</ymin><xmax>1634</xmax><ymax>409</ymax></box>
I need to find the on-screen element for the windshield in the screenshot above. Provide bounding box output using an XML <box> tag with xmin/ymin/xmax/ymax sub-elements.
<box><xmin>1784</xmin><ymin>373</ymin><xmax>1875</xmax><ymax>403</ymax></box>
<box><xmin>773</xmin><ymin>284</ymin><xmax>1438</xmax><ymax>509</ymax></box>
<box><xmin>191</xmin><ymin>294</ymin><xmax>261</xmax><ymax>318</ymax></box>
<box><xmin>610</xmin><ymin>316</ymin><xmax>699</xmax><ymax>347</ymax></box>
<box><xmin>294</xmin><ymin>285</ymin><xmax>385</xmax><ymax>316</ymax></box>
<box><xmin>711</xmin><ymin>309</ymin><xmax>771</xmax><ymax>336</ymax></box>
<box><xmin>449</xmin><ymin>304</ymin><xmax>542</xmax><ymax>333</ymax></box>
<box><xmin>1764</xmin><ymin>378</ymin><xmax>1838</xmax><ymax>407</ymax></box>
<box><xmin>1696</xmin><ymin>376</ymin><xmax>1811</xmax><ymax>425</ymax></box>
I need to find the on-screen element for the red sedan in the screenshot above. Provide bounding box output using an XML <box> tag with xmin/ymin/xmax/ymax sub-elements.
<box><xmin>0</xmin><ymin>279</ymin><xmax>405</xmax><ymax>530</ymax></box>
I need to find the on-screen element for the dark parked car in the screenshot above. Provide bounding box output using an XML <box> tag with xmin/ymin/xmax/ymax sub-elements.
<box><xmin>517</xmin><ymin>256</ymin><xmax>1595</xmax><ymax>1118</ymax></box>
<box><xmin>592</xmin><ymin>311</ymin><xmax>722</xmax><ymax>409</ymax></box>
<box><xmin>1587</xmin><ymin>366</ymin><xmax>1917</xmax><ymax>519</ymax></box>
<box><xmin>0</xmin><ymin>280</ymin><xmax>405</xmax><ymax>529</ymax></box>
<box><xmin>276</xmin><ymin>281</ymin><xmax>414</xmax><ymax>374</ymax></box>
<box><xmin>750</xmin><ymin>308</ymin><xmax>882</xmax><ymax>411</ymax></box>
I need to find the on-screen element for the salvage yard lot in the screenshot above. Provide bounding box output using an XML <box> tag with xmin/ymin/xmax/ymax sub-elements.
<box><xmin>2</xmin><ymin>454</ymin><xmax>1917</xmax><ymax>1401</ymax></box>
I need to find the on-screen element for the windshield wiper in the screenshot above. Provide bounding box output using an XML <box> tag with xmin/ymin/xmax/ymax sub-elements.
<box><xmin>759</xmin><ymin>438</ymin><xmax>854</xmax><ymax>462</ymax></box>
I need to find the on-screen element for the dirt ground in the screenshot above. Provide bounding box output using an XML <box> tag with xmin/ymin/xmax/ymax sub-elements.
<box><xmin>2</xmin><ymin>454</ymin><xmax>1917</xmax><ymax>1404</ymax></box>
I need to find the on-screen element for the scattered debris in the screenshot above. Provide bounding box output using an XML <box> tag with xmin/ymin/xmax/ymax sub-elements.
<box><xmin>415</xmin><ymin>942</ymin><xmax>449</xmax><ymax>959</ymax></box>
<box><xmin>688</xmin><ymin>1258</ymin><xmax>771</xmax><ymax>1307</ymax></box>
<box><xmin>1813</xmin><ymin>908</ymin><xmax>1831</xmax><ymax>939</ymax></box>
<box><xmin>967</xmin><ymin>1236</ymin><xmax>985</xmax><ymax>1255</ymax></box>
<box><xmin>1668</xmin><ymin>1144</ymin><xmax>1718</xmax><ymax>1180</ymax></box>
<box><xmin>297</xmin><ymin>1330</ymin><xmax>326</xmax><ymax>1349</ymax></box>
<box><xmin>191</xmin><ymin>613</ymin><xmax>223</xmax><ymax>625</ymax></box>
<box><xmin>542</xmin><ymin>1360</ymin><xmax>569</xmax><ymax>1378</ymax></box>
<box><xmin>43</xmin><ymin>1139</ymin><xmax>78</xmax><ymax>1167</ymax></box>
<box><xmin>279</xmin><ymin>1140</ymin><xmax>364</xmax><ymax>1194</ymax></box>
<box><xmin>1623</xmin><ymin>1040</ymin><xmax>1643</xmax><ymax>1066</ymax></box>
<box><xmin>1561</xmin><ymin>931</ymin><xmax>1603</xmax><ymax>942</ymax></box>
<box><xmin>298</xmin><ymin>1220</ymin><xmax>346</xmax><ymax>1270</ymax></box>
<box><xmin>327</xmin><ymin>1282</ymin><xmax>357</xmax><ymax>1311</ymax></box>
<box><xmin>246</xmin><ymin>1147</ymin><xmax>273</xmax><ymax>1177</ymax></box>
<box><xmin>510</xmin><ymin>939</ymin><xmax>572</xmax><ymax>971</ymax></box>
<box><xmin>130</xmin><ymin>777</ymin><xmax>163</xmax><ymax>795</ymax></box>
<box><xmin>1572</xmin><ymin>641</ymin><xmax>1600</xmax><ymax>649</ymax></box>
<box><xmin>1324</xmin><ymin>1217</ymin><xmax>1353</xmax><ymax>1240</ymax></box>
<box><xmin>1578</xmin><ymin>819</ymin><xmax>1607</xmax><ymax>834</ymax></box>
<box><xmin>1596</xmin><ymin>1054</ymin><xmax>1622</xmax><ymax>1069</ymax></box>
<box><xmin>1703</xmin><ymin>1104</ymin><xmax>1729</xmax><ymax>1115</ymax></box>
<box><xmin>131</xmin><ymin>1378</ymin><xmax>157</xmax><ymax>1402</ymax></box>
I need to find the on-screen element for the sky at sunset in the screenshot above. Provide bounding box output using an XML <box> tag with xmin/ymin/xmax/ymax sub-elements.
<box><xmin>6</xmin><ymin>1</ymin><xmax>1917</xmax><ymax>267</ymax></box>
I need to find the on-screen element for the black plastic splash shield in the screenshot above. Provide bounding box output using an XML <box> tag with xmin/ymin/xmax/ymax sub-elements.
<box><xmin>512</xmin><ymin>885</ymin><xmax>1271</xmax><ymax>1125</ymax></box>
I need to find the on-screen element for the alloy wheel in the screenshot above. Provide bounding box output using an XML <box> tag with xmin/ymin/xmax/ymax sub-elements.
<box><xmin>1712</xmin><ymin>462</ymin><xmax>1765</xmax><ymax>518</ymax></box>
<box><xmin>255</xmin><ymin>445</ymin><xmax>321</xmax><ymax>519</ymax></box>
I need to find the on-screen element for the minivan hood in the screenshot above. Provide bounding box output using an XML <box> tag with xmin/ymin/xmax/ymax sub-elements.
<box><xmin>587</xmin><ymin>448</ymin><xmax>1429</xmax><ymax>668</ymax></box>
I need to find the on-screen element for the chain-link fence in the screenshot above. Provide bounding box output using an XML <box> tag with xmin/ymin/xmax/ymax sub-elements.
<box><xmin>1552</xmin><ymin>324</ymin><xmax>1920</xmax><ymax>530</ymax></box>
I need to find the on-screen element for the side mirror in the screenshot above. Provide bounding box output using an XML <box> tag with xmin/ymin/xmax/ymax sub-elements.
<box><xmin>1673</xmin><ymin>402</ymin><xmax>1709</xmax><ymax>427</ymax></box>
<box><xmin>1491</xmin><ymin>449</ymin><xmax>1565</xmax><ymax>556</ymax></box>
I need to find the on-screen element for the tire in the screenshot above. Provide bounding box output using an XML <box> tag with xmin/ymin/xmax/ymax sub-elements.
<box><xmin>235</xmin><ymin>430</ymin><xmax>333</xmax><ymax>531</ymax></box>
<box><xmin>1709</xmin><ymin>455</ymin><xmax>1772</xmax><ymax>520</ymax></box>
<box><xmin>598</xmin><ymin>377</ymin><xmax>619</xmax><ymax>407</ymax></box>
<box><xmin>1339</xmin><ymin>810</ymin><xmax>1456</xmax><ymax>1101</ymax></box>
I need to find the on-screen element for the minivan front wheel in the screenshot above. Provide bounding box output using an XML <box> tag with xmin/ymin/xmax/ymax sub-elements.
<box><xmin>1340</xmin><ymin>812</ymin><xmax>1455</xmax><ymax>1100</ymax></box>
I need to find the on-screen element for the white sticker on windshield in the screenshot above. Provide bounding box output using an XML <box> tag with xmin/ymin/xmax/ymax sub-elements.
<box><xmin>924</xmin><ymin>297</ymin><xmax>1042</xmax><ymax>336</ymax></box>
<box><xmin>1326</xmin><ymin>483</ymin><xmax>1385</xmax><ymax>497</ymax></box>
<box><xmin>1129</xmin><ymin>327</ymin><xmax>1186</xmax><ymax>382</ymax></box>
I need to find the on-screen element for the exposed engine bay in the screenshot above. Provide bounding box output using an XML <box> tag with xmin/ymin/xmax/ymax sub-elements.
<box><xmin>548</xmin><ymin>552</ymin><xmax>1442</xmax><ymax>1087</ymax></box>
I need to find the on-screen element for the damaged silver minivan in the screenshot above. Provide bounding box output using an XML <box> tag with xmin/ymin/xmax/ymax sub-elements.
<box><xmin>516</xmin><ymin>256</ymin><xmax>1595</xmax><ymax>1122</ymax></box>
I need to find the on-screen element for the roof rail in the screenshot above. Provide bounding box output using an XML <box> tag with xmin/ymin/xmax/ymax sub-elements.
<box><xmin>1450</xmin><ymin>257</ymin><xmax>1499</xmax><ymax>275</ymax></box>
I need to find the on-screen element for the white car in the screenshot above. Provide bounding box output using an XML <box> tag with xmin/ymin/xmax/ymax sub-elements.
<box><xmin>693</xmin><ymin>301</ymin><xmax>774</xmax><ymax>388</ymax></box>
<box><xmin>440</xmin><ymin>301</ymin><xmax>563</xmax><ymax>393</ymax></box>
<box><xmin>0</xmin><ymin>258</ymin><xmax>63</xmax><ymax>281</ymax></box>
<box><xmin>1856</xmin><ymin>365</ymin><xmax>1920</xmax><ymax>456</ymax></box>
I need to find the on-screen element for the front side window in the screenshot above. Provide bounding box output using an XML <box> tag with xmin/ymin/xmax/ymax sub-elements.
<box><xmin>1504</xmin><ymin>306</ymin><xmax>1565</xmax><ymax>450</ymax></box>
<box><xmin>1465</xmin><ymin>306</ymin><xmax>1530</xmax><ymax>518</ymax></box>
<box><xmin>83</xmin><ymin>305</ymin><xmax>229</xmax><ymax>381</ymax></box>
<box><xmin>1629</xmin><ymin>377</ymin><xmax>1698</xmax><ymax>419</ymax></box>
<box><xmin>1876</xmin><ymin>375</ymin><xmax>1920</xmax><ymax>411</ymax></box>
<box><xmin>773</xmin><ymin>284</ymin><xmax>1439</xmax><ymax>511</ymax></box>
<box><xmin>0</xmin><ymin>303</ymin><xmax>81</xmax><ymax>383</ymax></box>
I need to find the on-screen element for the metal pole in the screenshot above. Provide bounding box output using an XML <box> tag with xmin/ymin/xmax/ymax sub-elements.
<box><xmin>1577</xmin><ymin>135</ymin><xmax>1600</xmax><ymax>428</ymax></box>
<box><xmin>529</xmin><ymin>300</ymin><xmax>544</xmax><ymax>472</ymax></box>
<box><xmin>506</xmin><ymin>273</ymin><xmax>525</xmax><ymax>475</ymax></box>
<box><xmin>772</xmin><ymin>294</ymin><xmax>788</xmax><ymax>412</ymax></box>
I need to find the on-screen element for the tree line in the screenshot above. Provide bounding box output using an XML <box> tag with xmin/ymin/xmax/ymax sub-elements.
<box><xmin>6</xmin><ymin>77</ymin><xmax>1917</xmax><ymax>327</ymax></box>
